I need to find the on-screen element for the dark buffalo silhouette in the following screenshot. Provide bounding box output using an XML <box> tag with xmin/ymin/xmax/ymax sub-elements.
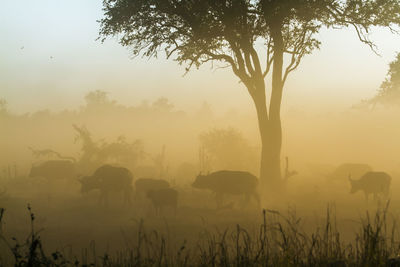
<box><xmin>135</xmin><ymin>178</ymin><xmax>170</xmax><ymax>198</ymax></box>
<box><xmin>329</xmin><ymin>163</ymin><xmax>372</xmax><ymax>182</ymax></box>
<box><xmin>192</xmin><ymin>170</ymin><xmax>260</xmax><ymax>208</ymax></box>
<box><xmin>79</xmin><ymin>165</ymin><xmax>133</xmax><ymax>205</ymax></box>
<box><xmin>349</xmin><ymin>171</ymin><xmax>391</xmax><ymax>202</ymax></box>
<box><xmin>29</xmin><ymin>160</ymin><xmax>75</xmax><ymax>180</ymax></box>
<box><xmin>146</xmin><ymin>188</ymin><xmax>178</xmax><ymax>215</ymax></box>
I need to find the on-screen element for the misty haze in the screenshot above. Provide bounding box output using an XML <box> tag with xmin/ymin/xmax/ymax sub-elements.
<box><xmin>1</xmin><ymin>1</ymin><xmax>400</xmax><ymax>266</ymax></box>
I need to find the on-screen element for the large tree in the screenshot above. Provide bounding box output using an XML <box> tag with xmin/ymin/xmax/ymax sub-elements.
<box><xmin>99</xmin><ymin>0</ymin><xmax>400</xmax><ymax>193</ymax></box>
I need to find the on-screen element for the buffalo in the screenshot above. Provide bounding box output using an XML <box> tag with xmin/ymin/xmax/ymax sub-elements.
<box><xmin>135</xmin><ymin>178</ymin><xmax>170</xmax><ymax>198</ymax></box>
<box><xmin>29</xmin><ymin>160</ymin><xmax>76</xmax><ymax>180</ymax></box>
<box><xmin>192</xmin><ymin>170</ymin><xmax>260</xmax><ymax>208</ymax></box>
<box><xmin>79</xmin><ymin>165</ymin><xmax>133</xmax><ymax>205</ymax></box>
<box><xmin>146</xmin><ymin>188</ymin><xmax>178</xmax><ymax>215</ymax></box>
<box><xmin>329</xmin><ymin>163</ymin><xmax>372</xmax><ymax>182</ymax></box>
<box><xmin>349</xmin><ymin>171</ymin><xmax>391</xmax><ymax>202</ymax></box>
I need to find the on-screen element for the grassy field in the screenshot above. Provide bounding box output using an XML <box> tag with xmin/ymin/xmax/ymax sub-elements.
<box><xmin>1</xmin><ymin>174</ymin><xmax>400</xmax><ymax>266</ymax></box>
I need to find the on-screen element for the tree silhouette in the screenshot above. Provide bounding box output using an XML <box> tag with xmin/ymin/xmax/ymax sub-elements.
<box><xmin>73</xmin><ymin>124</ymin><xmax>98</xmax><ymax>166</ymax></box>
<box><xmin>152</xmin><ymin>97</ymin><xmax>175</xmax><ymax>112</ymax></box>
<box><xmin>85</xmin><ymin>90</ymin><xmax>113</xmax><ymax>106</ymax></box>
<box><xmin>199</xmin><ymin>127</ymin><xmax>257</xmax><ymax>172</ymax></box>
<box><xmin>99</xmin><ymin>0</ymin><xmax>400</xmax><ymax>192</ymax></box>
<box><xmin>367</xmin><ymin>53</ymin><xmax>400</xmax><ymax>107</ymax></box>
<box><xmin>73</xmin><ymin>124</ymin><xmax>144</xmax><ymax>169</ymax></box>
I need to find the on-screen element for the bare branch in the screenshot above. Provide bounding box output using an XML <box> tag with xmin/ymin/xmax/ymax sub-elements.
<box><xmin>244</xmin><ymin>50</ymin><xmax>256</xmax><ymax>76</ymax></box>
<box><xmin>351</xmin><ymin>23</ymin><xmax>380</xmax><ymax>56</ymax></box>
<box><xmin>263</xmin><ymin>39</ymin><xmax>274</xmax><ymax>78</ymax></box>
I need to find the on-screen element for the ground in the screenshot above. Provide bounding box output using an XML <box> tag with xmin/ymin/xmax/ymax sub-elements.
<box><xmin>0</xmin><ymin>169</ymin><xmax>399</xmax><ymax>264</ymax></box>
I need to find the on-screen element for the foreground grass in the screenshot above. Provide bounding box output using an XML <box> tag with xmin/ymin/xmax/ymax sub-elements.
<box><xmin>1</xmin><ymin>203</ymin><xmax>400</xmax><ymax>266</ymax></box>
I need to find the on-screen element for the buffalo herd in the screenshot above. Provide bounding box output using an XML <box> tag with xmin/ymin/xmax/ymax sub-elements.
<box><xmin>28</xmin><ymin>160</ymin><xmax>263</xmax><ymax>213</ymax></box>
<box><xmin>28</xmin><ymin>160</ymin><xmax>393</xmax><ymax>213</ymax></box>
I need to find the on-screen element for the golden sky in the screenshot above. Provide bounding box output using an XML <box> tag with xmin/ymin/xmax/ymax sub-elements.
<box><xmin>1</xmin><ymin>0</ymin><xmax>399</xmax><ymax>114</ymax></box>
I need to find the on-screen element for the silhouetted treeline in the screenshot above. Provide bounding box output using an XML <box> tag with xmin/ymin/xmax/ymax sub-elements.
<box><xmin>0</xmin><ymin>91</ymin><xmax>259</xmax><ymax>181</ymax></box>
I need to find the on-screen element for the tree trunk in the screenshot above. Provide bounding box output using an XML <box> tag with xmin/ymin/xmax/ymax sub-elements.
<box><xmin>253</xmin><ymin>93</ymin><xmax>282</xmax><ymax>194</ymax></box>
<box><xmin>261</xmin><ymin>120</ymin><xmax>282</xmax><ymax>191</ymax></box>
<box><xmin>251</xmin><ymin>24</ymin><xmax>285</xmax><ymax>195</ymax></box>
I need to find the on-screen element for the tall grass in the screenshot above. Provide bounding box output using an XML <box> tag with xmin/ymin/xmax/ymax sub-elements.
<box><xmin>1</xmin><ymin>203</ymin><xmax>400</xmax><ymax>266</ymax></box>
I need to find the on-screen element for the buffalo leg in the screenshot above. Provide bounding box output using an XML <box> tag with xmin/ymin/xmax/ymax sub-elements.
<box><xmin>215</xmin><ymin>192</ymin><xmax>224</xmax><ymax>209</ymax></box>
<box><xmin>253</xmin><ymin>192</ymin><xmax>261</xmax><ymax>209</ymax></box>
<box><xmin>124</xmin><ymin>188</ymin><xmax>133</xmax><ymax>206</ymax></box>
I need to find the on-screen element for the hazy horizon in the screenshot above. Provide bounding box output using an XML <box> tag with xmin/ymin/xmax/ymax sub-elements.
<box><xmin>1</xmin><ymin>0</ymin><xmax>400</xmax><ymax>115</ymax></box>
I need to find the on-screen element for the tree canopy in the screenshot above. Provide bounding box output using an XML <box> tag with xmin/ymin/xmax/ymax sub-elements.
<box><xmin>100</xmin><ymin>0</ymin><xmax>400</xmax><ymax>92</ymax></box>
<box><xmin>368</xmin><ymin>53</ymin><xmax>400</xmax><ymax>107</ymax></box>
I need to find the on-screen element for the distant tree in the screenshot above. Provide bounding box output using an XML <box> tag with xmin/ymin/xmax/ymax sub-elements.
<box><xmin>364</xmin><ymin>53</ymin><xmax>400</xmax><ymax>108</ymax></box>
<box><xmin>152</xmin><ymin>97</ymin><xmax>174</xmax><ymax>112</ymax></box>
<box><xmin>73</xmin><ymin>124</ymin><xmax>144</xmax><ymax>169</ymax></box>
<box><xmin>73</xmin><ymin>124</ymin><xmax>98</xmax><ymax>164</ymax></box>
<box><xmin>199</xmin><ymin>128</ymin><xmax>257</xmax><ymax>172</ymax></box>
<box><xmin>84</xmin><ymin>90</ymin><xmax>115</xmax><ymax>108</ymax></box>
<box><xmin>99</xmin><ymin>0</ymin><xmax>400</xmax><ymax>192</ymax></box>
<box><xmin>97</xmin><ymin>136</ymin><xmax>145</xmax><ymax>168</ymax></box>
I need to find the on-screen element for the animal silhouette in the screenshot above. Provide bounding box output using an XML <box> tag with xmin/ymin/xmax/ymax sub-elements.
<box><xmin>330</xmin><ymin>163</ymin><xmax>372</xmax><ymax>181</ymax></box>
<box><xmin>349</xmin><ymin>171</ymin><xmax>391</xmax><ymax>202</ymax></box>
<box><xmin>79</xmin><ymin>165</ymin><xmax>133</xmax><ymax>206</ymax></box>
<box><xmin>192</xmin><ymin>170</ymin><xmax>260</xmax><ymax>208</ymax></box>
<box><xmin>146</xmin><ymin>188</ymin><xmax>178</xmax><ymax>215</ymax></box>
<box><xmin>135</xmin><ymin>178</ymin><xmax>170</xmax><ymax>198</ymax></box>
